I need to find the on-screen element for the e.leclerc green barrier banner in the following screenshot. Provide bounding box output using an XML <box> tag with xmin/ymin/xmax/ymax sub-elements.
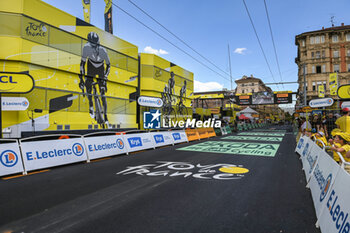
<box><xmin>178</xmin><ymin>141</ymin><xmax>280</xmax><ymax>157</ymax></box>
<box><xmin>222</xmin><ymin>136</ymin><xmax>283</xmax><ymax>142</ymax></box>
<box><xmin>237</xmin><ymin>132</ymin><xmax>285</xmax><ymax>137</ymax></box>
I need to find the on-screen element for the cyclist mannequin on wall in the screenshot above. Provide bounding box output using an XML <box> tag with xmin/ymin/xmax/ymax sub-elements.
<box><xmin>179</xmin><ymin>80</ymin><xmax>187</xmax><ymax>106</ymax></box>
<box><xmin>168</xmin><ymin>71</ymin><xmax>175</xmax><ymax>96</ymax></box>
<box><xmin>79</xmin><ymin>32</ymin><xmax>111</xmax><ymax>125</ymax></box>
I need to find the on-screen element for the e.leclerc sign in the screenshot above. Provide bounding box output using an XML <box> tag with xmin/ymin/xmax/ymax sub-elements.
<box><xmin>137</xmin><ymin>96</ymin><xmax>163</xmax><ymax>108</ymax></box>
<box><xmin>0</xmin><ymin>72</ymin><xmax>35</xmax><ymax>94</ymax></box>
<box><xmin>309</xmin><ymin>98</ymin><xmax>334</xmax><ymax>108</ymax></box>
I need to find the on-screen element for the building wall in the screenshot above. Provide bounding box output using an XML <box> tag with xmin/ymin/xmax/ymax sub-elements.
<box><xmin>0</xmin><ymin>1</ymin><xmax>139</xmax><ymax>137</ymax></box>
<box><xmin>296</xmin><ymin>25</ymin><xmax>350</xmax><ymax>104</ymax></box>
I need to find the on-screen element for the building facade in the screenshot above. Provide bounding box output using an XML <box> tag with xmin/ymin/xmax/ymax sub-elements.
<box><xmin>235</xmin><ymin>75</ymin><xmax>272</xmax><ymax>94</ymax></box>
<box><xmin>295</xmin><ymin>23</ymin><xmax>350</xmax><ymax>105</ymax></box>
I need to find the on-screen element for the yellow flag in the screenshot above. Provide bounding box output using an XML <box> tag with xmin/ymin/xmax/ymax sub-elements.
<box><xmin>329</xmin><ymin>73</ymin><xmax>338</xmax><ymax>96</ymax></box>
<box><xmin>104</xmin><ymin>0</ymin><xmax>113</xmax><ymax>33</ymax></box>
<box><xmin>318</xmin><ymin>85</ymin><xmax>325</xmax><ymax>98</ymax></box>
<box><xmin>82</xmin><ymin>0</ymin><xmax>91</xmax><ymax>23</ymax></box>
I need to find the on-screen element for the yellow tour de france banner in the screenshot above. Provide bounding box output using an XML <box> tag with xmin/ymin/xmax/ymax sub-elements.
<box><xmin>82</xmin><ymin>0</ymin><xmax>91</xmax><ymax>23</ymax></box>
<box><xmin>329</xmin><ymin>73</ymin><xmax>338</xmax><ymax>96</ymax></box>
<box><xmin>318</xmin><ymin>85</ymin><xmax>325</xmax><ymax>98</ymax></box>
<box><xmin>104</xmin><ymin>0</ymin><xmax>113</xmax><ymax>34</ymax></box>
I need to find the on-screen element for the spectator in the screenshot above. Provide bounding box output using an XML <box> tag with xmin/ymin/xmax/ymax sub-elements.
<box><xmin>313</xmin><ymin>131</ymin><xmax>328</xmax><ymax>148</ymax></box>
<box><xmin>329</xmin><ymin>129</ymin><xmax>350</xmax><ymax>164</ymax></box>
<box><xmin>335</xmin><ymin>108</ymin><xmax>350</xmax><ymax>133</ymax></box>
<box><xmin>311</xmin><ymin>114</ymin><xmax>321</xmax><ymax>132</ymax></box>
<box><xmin>325</xmin><ymin>112</ymin><xmax>337</xmax><ymax>139</ymax></box>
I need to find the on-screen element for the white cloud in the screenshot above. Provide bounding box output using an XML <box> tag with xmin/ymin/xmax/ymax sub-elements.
<box><xmin>234</xmin><ymin>48</ymin><xmax>247</xmax><ymax>55</ymax></box>
<box><xmin>194</xmin><ymin>80</ymin><xmax>224</xmax><ymax>92</ymax></box>
<box><xmin>144</xmin><ymin>46</ymin><xmax>169</xmax><ymax>56</ymax></box>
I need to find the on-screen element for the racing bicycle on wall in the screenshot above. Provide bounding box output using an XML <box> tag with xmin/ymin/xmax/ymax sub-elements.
<box><xmin>161</xmin><ymin>92</ymin><xmax>176</xmax><ymax>126</ymax></box>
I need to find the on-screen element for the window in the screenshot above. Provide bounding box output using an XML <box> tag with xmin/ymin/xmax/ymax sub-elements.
<box><xmin>321</xmin><ymin>35</ymin><xmax>325</xmax><ymax>43</ymax></box>
<box><xmin>252</xmin><ymin>89</ymin><xmax>254</xmax><ymax>93</ymax></box>
<box><xmin>310</xmin><ymin>36</ymin><xmax>315</xmax><ymax>44</ymax></box>
<box><xmin>312</xmin><ymin>66</ymin><xmax>316</xmax><ymax>73</ymax></box>
<box><xmin>347</xmin><ymin>49</ymin><xmax>350</xmax><ymax>56</ymax></box>
<box><xmin>316</xmin><ymin>51</ymin><xmax>320</xmax><ymax>58</ymax></box>
<box><xmin>312</xmin><ymin>82</ymin><xmax>316</xmax><ymax>91</ymax></box>
<box><xmin>322</xmin><ymin>64</ymin><xmax>326</xmax><ymax>73</ymax></box>
<box><xmin>301</xmin><ymin>40</ymin><xmax>305</xmax><ymax>46</ymax></box>
<box><xmin>334</xmin><ymin>64</ymin><xmax>340</xmax><ymax>72</ymax></box>
<box><xmin>332</xmin><ymin>35</ymin><xmax>339</xmax><ymax>42</ymax></box>
<box><xmin>346</xmin><ymin>33</ymin><xmax>350</xmax><ymax>41</ymax></box>
<box><xmin>317</xmin><ymin>82</ymin><xmax>322</xmax><ymax>91</ymax></box>
<box><xmin>316</xmin><ymin>66</ymin><xmax>322</xmax><ymax>73</ymax></box>
<box><xmin>242</xmin><ymin>90</ymin><xmax>244</xmax><ymax>94</ymax></box>
<box><xmin>323</xmin><ymin>81</ymin><xmax>326</xmax><ymax>91</ymax></box>
<box><xmin>315</xmin><ymin>36</ymin><xmax>320</xmax><ymax>44</ymax></box>
<box><xmin>322</xmin><ymin>50</ymin><xmax>325</xmax><ymax>58</ymax></box>
<box><xmin>348</xmin><ymin>64</ymin><xmax>350</xmax><ymax>72</ymax></box>
<box><xmin>311</xmin><ymin>52</ymin><xmax>314</xmax><ymax>58</ymax></box>
<box><xmin>333</xmin><ymin>50</ymin><xmax>339</xmax><ymax>58</ymax></box>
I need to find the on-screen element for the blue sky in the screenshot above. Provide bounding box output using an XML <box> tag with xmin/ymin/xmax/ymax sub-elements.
<box><xmin>43</xmin><ymin>0</ymin><xmax>350</xmax><ymax>95</ymax></box>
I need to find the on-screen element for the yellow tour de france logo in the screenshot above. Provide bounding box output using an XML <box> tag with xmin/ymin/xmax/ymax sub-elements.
<box><xmin>0</xmin><ymin>72</ymin><xmax>35</xmax><ymax>93</ymax></box>
<box><xmin>219</xmin><ymin>166</ymin><xmax>250</xmax><ymax>174</ymax></box>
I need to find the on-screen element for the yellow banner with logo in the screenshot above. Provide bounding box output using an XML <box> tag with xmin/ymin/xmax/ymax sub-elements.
<box><xmin>329</xmin><ymin>73</ymin><xmax>338</xmax><ymax>96</ymax></box>
<box><xmin>338</xmin><ymin>85</ymin><xmax>350</xmax><ymax>99</ymax></box>
<box><xmin>0</xmin><ymin>72</ymin><xmax>34</xmax><ymax>93</ymax></box>
<box><xmin>82</xmin><ymin>0</ymin><xmax>91</xmax><ymax>23</ymax></box>
<box><xmin>318</xmin><ymin>85</ymin><xmax>325</xmax><ymax>98</ymax></box>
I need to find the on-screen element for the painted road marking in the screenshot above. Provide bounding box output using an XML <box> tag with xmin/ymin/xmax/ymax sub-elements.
<box><xmin>219</xmin><ymin>166</ymin><xmax>249</xmax><ymax>174</ymax></box>
<box><xmin>177</xmin><ymin>141</ymin><xmax>280</xmax><ymax>157</ymax></box>
<box><xmin>222</xmin><ymin>136</ymin><xmax>283</xmax><ymax>142</ymax></box>
<box><xmin>237</xmin><ymin>132</ymin><xmax>285</xmax><ymax>137</ymax></box>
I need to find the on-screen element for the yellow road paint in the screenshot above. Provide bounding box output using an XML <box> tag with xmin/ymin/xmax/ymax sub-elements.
<box><xmin>219</xmin><ymin>167</ymin><xmax>249</xmax><ymax>174</ymax></box>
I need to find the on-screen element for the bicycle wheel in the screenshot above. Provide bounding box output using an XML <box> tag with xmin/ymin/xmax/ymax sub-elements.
<box><xmin>94</xmin><ymin>98</ymin><xmax>105</xmax><ymax>126</ymax></box>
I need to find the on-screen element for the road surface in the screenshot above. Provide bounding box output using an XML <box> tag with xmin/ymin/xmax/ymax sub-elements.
<box><xmin>0</xmin><ymin>125</ymin><xmax>320</xmax><ymax>233</ymax></box>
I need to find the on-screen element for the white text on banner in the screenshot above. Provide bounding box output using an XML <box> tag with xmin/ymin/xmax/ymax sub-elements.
<box><xmin>295</xmin><ymin>135</ymin><xmax>307</xmax><ymax>155</ymax></box>
<box><xmin>84</xmin><ymin>135</ymin><xmax>127</xmax><ymax>160</ymax></box>
<box><xmin>21</xmin><ymin>138</ymin><xmax>88</xmax><ymax>172</ymax></box>
<box><xmin>171</xmin><ymin>130</ymin><xmax>188</xmax><ymax>144</ymax></box>
<box><xmin>0</xmin><ymin>141</ymin><xmax>24</xmax><ymax>176</ymax></box>
<box><xmin>319</xmin><ymin>167</ymin><xmax>350</xmax><ymax>233</ymax></box>
<box><xmin>304</xmin><ymin>141</ymin><xmax>322</xmax><ymax>182</ymax></box>
<box><xmin>299</xmin><ymin>137</ymin><xmax>316</xmax><ymax>172</ymax></box>
<box><xmin>308</xmin><ymin>147</ymin><xmax>340</xmax><ymax>218</ymax></box>
<box><xmin>150</xmin><ymin>132</ymin><xmax>174</xmax><ymax>147</ymax></box>
<box><xmin>124</xmin><ymin>133</ymin><xmax>155</xmax><ymax>153</ymax></box>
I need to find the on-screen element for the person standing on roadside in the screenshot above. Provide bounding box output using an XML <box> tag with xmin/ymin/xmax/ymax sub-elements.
<box><xmin>325</xmin><ymin>112</ymin><xmax>337</xmax><ymax>139</ymax></box>
<box><xmin>335</xmin><ymin>108</ymin><xmax>350</xmax><ymax>133</ymax></box>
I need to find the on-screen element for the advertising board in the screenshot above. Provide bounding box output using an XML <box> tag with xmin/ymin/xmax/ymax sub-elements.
<box><xmin>84</xmin><ymin>135</ymin><xmax>127</xmax><ymax>160</ymax></box>
<box><xmin>0</xmin><ymin>141</ymin><xmax>24</xmax><ymax>176</ymax></box>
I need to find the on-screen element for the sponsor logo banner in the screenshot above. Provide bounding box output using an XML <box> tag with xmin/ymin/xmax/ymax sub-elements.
<box><xmin>309</xmin><ymin>98</ymin><xmax>334</xmax><ymax>108</ymax></box>
<box><xmin>2</xmin><ymin>97</ymin><xmax>29</xmax><ymax>111</ymax></box>
<box><xmin>177</xmin><ymin>141</ymin><xmax>280</xmax><ymax>157</ymax></box>
<box><xmin>237</xmin><ymin>132</ymin><xmax>285</xmax><ymax>137</ymax></box>
<box><xmin>308</xmin><ymin>144</ymin><xmax>340</xmax><ymax>218</ymax></box>
<box><xmin>171</xmin><ymin>130</ymin><xmax>188</xmax><ymax>144</ymax></box>
<box><xmin>117</xmin><ymin>161</ymin><xmax>250</xmax><ymax>181</ymax></box>
<box><xmin>319</xmin><ymin>168</ymin><xmax>350</xmax><ymax>233</ymax></box>
<box><xmin>150</xmin><ymin>132</ymin><xmax>174</xmax><ymax>147</ymax></box>
<box><xmin>338</xmin><ymin>85</ymin><xmax>350</xmax><ymax>99</ymax></box>
<box><xmin>124</xmin><ymin>133</ymin><xmax>155</xmax><ymax>152</ymax></box>
<box><xmin>20</xmin><ymin>138</ymin><xmax>88</xmax><ymax>172</ymax></box>
<box><xmin>0</xmin><ymin>142</ymin><xmax>24</xmax><ymax>177</ymax></box>
<box><xmin>222</xmin><ymin>136</ymin><xmax>283</xmax><ymax>142</ymax></box>
<box><xmin>0</xmin><ymin>72</ymin><xmax>35</xmax><ymax>93</ymax></box>
<box><xmin>138</xmin><ymin>96</ymin><xmax>163</xmax><ymax>108</ymax></box>
<box><xmin>84</xmin><ymin>135</ymin><xmax>127</xmax><ymax>160</ymax></box>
